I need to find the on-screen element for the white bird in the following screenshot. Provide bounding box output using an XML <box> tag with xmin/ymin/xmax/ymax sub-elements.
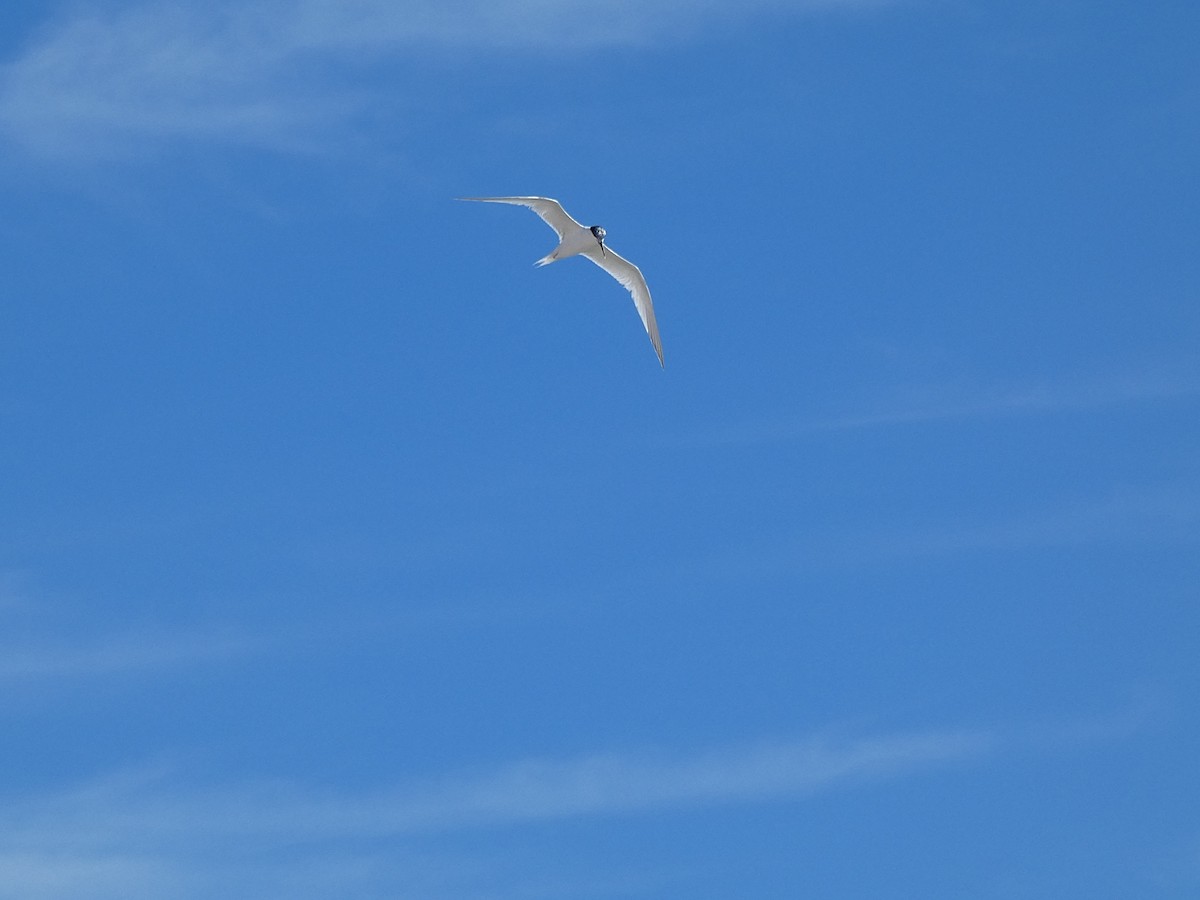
<box><xmin>458</xmin><ymin>196</ymin><xmax>664</xmax><ymax>367</ymax></box>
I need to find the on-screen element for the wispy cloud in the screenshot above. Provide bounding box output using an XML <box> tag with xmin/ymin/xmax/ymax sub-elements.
<box><xmin>371</xmin><ymin>727</ymin><xmax>988</xmax><ymax>831</ymax></box>
<box><xmin>0</xmin><ymin>725</ymin><xmax>985</xmax><ymax>897</ymax></box>
<box><xmin>687</xmin><ymin>366</ymin><xmax>1200</xmax><ymax>447</ymax></box>
<box><xmin>0</xmin><ymin>852</ymin><xmax>173</xmax><ymax>900</ymax></box>
<box><xmin>882</xmin><ymin>480</ymin><xmax>1200</xmax><ymax>556</ymax></box>
<box><xmin>0</xmin><ymin>628</ymin><xmax>257</xmax><ymax>682</ymax></box>
<box><xmin>0</xmin><ymin>0</ymin><xmax>887</xmax><ymax>161</ymax></box>
<box><xmin>678</xmin><ymin>478</ymin><xmax>1200</xmax><ymax>586</ymax></box>
<box><xmin>0</xmin><ymin>574</ymin><xmax>263</xmax><ymax>684</ymax></box>
<box><xmin>13</xmin><ymin>727</ymin><xmax>991</xmax><ymax>840</ymax></box>
<box><xmin>0</xmin><ymin>3</ymin><xmax>355</xmax><ymax>160</ymax></box>
<box><xmin>0</xmin><ymin>572</ymin><xmax>547</xmax><ymax>692</ymax></box>
<box><xmin>0</xmin><ymin>704</ymin><xmax>1149</xmax><ymax>897</ymax></box>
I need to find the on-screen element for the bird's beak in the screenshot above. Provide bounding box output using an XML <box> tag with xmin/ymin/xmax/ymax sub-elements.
<box><xmin>600</xmin><ymin>241</ymin><xmax>607</xmax><ymax>258</ymax></box>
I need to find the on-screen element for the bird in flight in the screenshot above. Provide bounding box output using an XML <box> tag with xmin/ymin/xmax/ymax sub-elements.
<box><xmin>458</xmin><ymin>196</ymin><xmax>664</xmax><ymax>367</ymax></box>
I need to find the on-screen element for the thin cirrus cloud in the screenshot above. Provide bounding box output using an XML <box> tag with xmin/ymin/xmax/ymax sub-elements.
<box><xmin>882</xmin><ymin>480</ymin><xmax>1200</xmax><ymax>557</ymax></box>
<box><xmin>17</xmin><ymin>728</ymin><xmax>991</xmax><ymax>839</ymax></box>
<box><xmin>0</xmin><ymin>726</ymin><xmax>988</xmax><ymax>895</ymax></box>
<box><xmin>0</xmin><ymin>579</ymin><xmax>262</xmax><ymax>684</ymax></box>
<box><xmin>0</xmin><ymin>0</ymin><xmax>886</xmax><ymax>161</ymax></box>
<box><xmin>0</xmin><ymin>630</ymin><xmax>257</xmax><ymax>683</ymax></box>
<box><xmin>672</xmin><ymin>479</ymin><xmax>1200</xmax><ymax>587</ymax></box>
<box><xmin>686</xmin><ymin>366</ymin><xmax>1200</xmax><ymax>447</ymax></box>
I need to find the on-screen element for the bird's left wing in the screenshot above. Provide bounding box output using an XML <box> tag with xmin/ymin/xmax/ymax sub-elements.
<box><xmin>582</xmin><ymin>245</ymin><xmax>664</xmax><ymax>367</ymax></box>
<box><xmin>457</xmin><ymin>196</ymin><xmax>582</xmax><ymax>240</ymax></box>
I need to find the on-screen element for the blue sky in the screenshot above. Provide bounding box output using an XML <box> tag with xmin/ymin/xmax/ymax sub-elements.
<box><xmin>1</xmin><ymin>1</ymin><xmax>1198</xmax><ymax>896</ymax></box>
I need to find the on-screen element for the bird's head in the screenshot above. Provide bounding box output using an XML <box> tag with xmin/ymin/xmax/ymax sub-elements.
<box><xmin>590</xmin><ymin>225</ymin><xmax>607</xmax><ymax>257</ymax></box>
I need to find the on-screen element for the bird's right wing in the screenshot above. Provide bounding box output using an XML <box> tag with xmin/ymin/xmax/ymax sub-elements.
<box><xmin>457</xmin><ymin>196</ymin><xmax>582</xmax><ymax>240</ymax></box>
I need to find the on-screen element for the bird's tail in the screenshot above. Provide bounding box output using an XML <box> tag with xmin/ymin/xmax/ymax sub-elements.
<box><xmin>534</xmin><ymin>250</ymin><xmax>557</xmax><ymax>267</ymax></box>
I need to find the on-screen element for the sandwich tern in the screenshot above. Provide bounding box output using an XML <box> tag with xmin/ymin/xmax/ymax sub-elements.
<box><xmin>459</xmin><ymin>196</ymin><xmax>664</xmax><ymax>367</ymax></box>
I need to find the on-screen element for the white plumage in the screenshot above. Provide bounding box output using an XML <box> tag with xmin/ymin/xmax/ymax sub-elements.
<box><xmin>459</xmin><ymin>196</ymin><xmax>664</xmax><ymax>367</ymax></box>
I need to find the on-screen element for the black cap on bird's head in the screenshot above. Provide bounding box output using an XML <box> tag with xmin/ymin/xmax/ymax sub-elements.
<box><xmin>590</xmin><ymin>225</ymin><xmax>607</xmax><ymax>257</ymax></box>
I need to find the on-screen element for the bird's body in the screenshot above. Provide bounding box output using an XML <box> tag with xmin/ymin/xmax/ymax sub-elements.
<box><xmin>458</xmin><ymin>196</ymin><xmax>664</xmax><ymax>367</ymax></box>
